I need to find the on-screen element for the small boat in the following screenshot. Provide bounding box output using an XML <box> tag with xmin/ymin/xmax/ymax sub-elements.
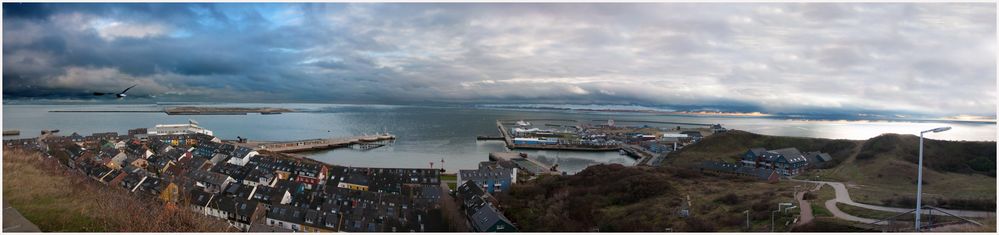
<box><xmin>518</xmin><ymin>153</ymin><xmax>528</xmax><ymax>158</ymax></box>
<box><xmin>515</xmin><ymin>120</ymin><xmax>531</xmax><ymax>126</ymax></box>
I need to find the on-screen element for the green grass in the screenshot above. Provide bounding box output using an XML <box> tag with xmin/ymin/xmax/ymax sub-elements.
<box><xmin>441</xmin><ymin>174</ymin><xmax>457</xmax><ymax>182</ymax></box>
<box><xmin>811</xmin><ymin>203</ymin><xmax>832</xmax><ymax>218</ymax></box>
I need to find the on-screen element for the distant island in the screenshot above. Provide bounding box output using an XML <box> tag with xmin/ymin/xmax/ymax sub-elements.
<box><xmin>163</xmin><ymin>106</ymin><xmax>293</xmax><ymax>115</ymax></box>
<box><xmin>49</xmin><ymin>106</ymin><xmax>294</xmax><ymax>115</ymax></box>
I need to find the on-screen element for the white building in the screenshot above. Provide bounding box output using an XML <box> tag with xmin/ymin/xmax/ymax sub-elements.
<box><xmin>149</xmin><ymin>120</ymin><xmax>214</xmax><ymax>136</ymax></box>
<box><xmin>662</xmin><ymin>133</ymin><xmax>689</xmax><ymax>138</ymax></box>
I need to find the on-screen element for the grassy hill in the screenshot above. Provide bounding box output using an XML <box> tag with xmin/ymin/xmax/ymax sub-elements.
<box><xmin>2</xmin><ymin>150</ymin><xmax>230</xmax><ymax>232</ymax></box>
<box><xmin>666</xmin><ymin>130</ymin><xmax>996</xmax><ymax>210</ymax></box>
<box><xmin>855</xmin><ymin>133</ymin><xmax>995</xmax><ymax>176</ymax></box>
<box><xmin>819</xmin><ymin>134</ymin><xmax>995</xmax><ymax>209</ymax></box>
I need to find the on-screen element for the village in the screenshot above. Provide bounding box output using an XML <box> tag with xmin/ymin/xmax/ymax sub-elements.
<box><xmin>1</xmin><ymin>121</ymin><xmax>525</xmax><ymax>232</ymax></box>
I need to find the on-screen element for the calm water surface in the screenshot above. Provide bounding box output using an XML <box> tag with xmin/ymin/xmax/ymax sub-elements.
<box><xmin>3</xmin><ymin>103</ymin><xmax>995</xmax><ymax>173</ymax></box>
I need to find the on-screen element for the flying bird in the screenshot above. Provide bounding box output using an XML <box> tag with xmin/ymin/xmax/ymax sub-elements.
<box><xmin>93</xmin><ymin>84</ymin><xmax>137</xmax><ymax>98</ymax></box>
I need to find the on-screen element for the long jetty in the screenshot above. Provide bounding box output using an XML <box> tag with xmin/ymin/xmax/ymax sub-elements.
<box><xmin>244</xmin><ymin>134</ymin><xmax>395</xmax><ymax>153</ymax></box>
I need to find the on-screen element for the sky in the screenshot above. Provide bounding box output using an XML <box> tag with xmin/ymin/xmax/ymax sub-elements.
<box><xmin>2</xmin><ymin>3</ymin><xmax>996</xmax><ymax>117</ymax></box>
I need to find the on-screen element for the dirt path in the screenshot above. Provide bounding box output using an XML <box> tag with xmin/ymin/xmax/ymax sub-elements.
<box><xmin>827</xmin><ymin>142</ymin><xmax>864</xmax><ymax>177</ymax></box>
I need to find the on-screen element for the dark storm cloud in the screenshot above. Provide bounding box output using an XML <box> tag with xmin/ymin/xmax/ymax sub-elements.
<box><xmin>2</xmin><ymin>3</ymin><xmax>995</xmax><ymax>116</ymax></box>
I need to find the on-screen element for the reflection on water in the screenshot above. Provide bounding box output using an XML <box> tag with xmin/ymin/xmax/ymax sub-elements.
<box><xmin>3</xmin><ymin>104</ymin><xmax>995</xmax><ymax>173</ymax></box>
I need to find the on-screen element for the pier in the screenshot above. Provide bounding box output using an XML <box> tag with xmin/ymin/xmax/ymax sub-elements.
<box><xmin>475</xmin><ymin>136</ymin><xmax>505</xmax><ymax>141</ymax></box>
<box><xmin>496</xmin><ymin>120</ymin><xmax>516</xmax><ymax>147</ymax></box>
<box><xmin>240</xmin><ymin>134</ymin><xmax>396</xmax><ymax>153</ymax></box>
<box><xmin>620</xmin><ymin>144</ymin><xmax>656</xmax><ymax>166</ymax></box>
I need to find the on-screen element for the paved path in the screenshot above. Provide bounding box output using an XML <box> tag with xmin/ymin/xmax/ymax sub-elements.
<box><xmin>3</xmin><ymin>203</ymin><xmax>41</xmax><ymax>232</ymax></box>
<box><xmin>795</xmin><ymin>183</ymin><xmax>823</xmax><ymax>226</ymax></box>
<box><xmin>438</xmin><ymin>181</ymin><xmax>470</xmax><ymax>232</ymax></box>
<box><xmin>790</xmin><ymin>180</ymin><xmax>994</xmax><ymax>218</ymax></box>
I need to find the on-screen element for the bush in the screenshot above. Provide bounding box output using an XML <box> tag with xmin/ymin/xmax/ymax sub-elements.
<box><xmin>714</xmin><ymin>193</ymin><xmax>740</xmax><ymax>205</ymax></box>
<box><xmin>683</xmin><ymin>217</ymin><xmax>716</xmax><ymax>232</ymax></box>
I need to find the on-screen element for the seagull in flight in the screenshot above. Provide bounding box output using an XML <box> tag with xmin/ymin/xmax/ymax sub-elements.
<box><xmin>93</xmin><ymin>84</ymin><xmax>137</xmax><ymax>98</ymax></box>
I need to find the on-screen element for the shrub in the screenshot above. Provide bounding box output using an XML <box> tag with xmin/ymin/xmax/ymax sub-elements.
<box><xmin>714</xmin><ymin>193</ymin><xmax>740</xmax><ymax>205</ymax></box>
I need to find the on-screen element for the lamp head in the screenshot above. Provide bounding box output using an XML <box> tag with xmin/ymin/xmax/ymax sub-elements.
<box><xmin>930</xmin><ymin>127</ymin><xmax>952</xmax><ymax>133</ymax></box>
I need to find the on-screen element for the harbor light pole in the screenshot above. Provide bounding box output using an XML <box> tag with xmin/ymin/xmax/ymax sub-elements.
<box><xmin>915</xmin><ymin>126</ymin><xmax>950</xmax><ymax>232</ymax></box>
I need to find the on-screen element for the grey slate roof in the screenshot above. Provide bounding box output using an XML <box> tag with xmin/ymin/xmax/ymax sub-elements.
<box><xmin>699</xmin><ymin>161</ymin><xmax>776</xmax><ymax>180</ymax></box>
<box><xmin>470</xmin><ymin>204</ymin><xmax>513</xmax><ymax>232</ymax></box>
<box><xmin>748</xmin><ymin>147</ymin><xmax>767</xmax><ymax>157</ymax></box>
<box><xmin>771</xmin><ymin>148</ymin><xmax>807</xmax><ymax>163</ymax></box>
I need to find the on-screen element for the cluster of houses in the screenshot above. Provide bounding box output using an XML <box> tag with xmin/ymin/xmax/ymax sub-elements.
<box><xmin>456</xmin><ymin>181</ymin><xmax>517</xmax><ymax>232</ymax></box>
<box><xmin>699</xmin><ymin>147</ymin><xmax>833</xmax><ymax>181</ymax></box>
<box><xmin>4</xmin><ymin>125</ymin><xmax>447</xmax><ymax>232</ymax></box>
<box><xmin>453</xmin><ymin>157</ymin><xmax>525</xmax><ymax>232</ymax></box>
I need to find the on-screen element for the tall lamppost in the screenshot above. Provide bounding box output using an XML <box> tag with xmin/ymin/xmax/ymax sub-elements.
<box><xmin>915</xmin><ymin>126</ymin><xmax>950</xmax><ymax>231</ymax></box>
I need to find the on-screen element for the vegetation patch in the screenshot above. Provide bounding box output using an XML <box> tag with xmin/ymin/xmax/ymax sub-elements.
<box><xmin>2</xmin><ymin>150</ymin><xmax>229</xmax><ymax>232</ymax></box>
<box><xmin>497</xmin><ymin>164</ymin><xmax>800</xmax><ymax>232</ymax></box>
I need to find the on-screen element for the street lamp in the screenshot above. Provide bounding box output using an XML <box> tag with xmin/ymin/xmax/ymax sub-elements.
<box><xmin>915</xmin><ymin>126</ymin><xmax>950</xmax><ymax>231</ymax></box>
<box><xmin>743</xmin><ymin>210</ymin><xmax>750</xmax><ymax>230</ymax></box>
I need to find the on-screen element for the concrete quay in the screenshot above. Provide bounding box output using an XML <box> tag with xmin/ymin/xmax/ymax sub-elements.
<box><xmin>240</xmin><ymin>134</ymin><xmax>395</xmax><ymax>153</ymax></box>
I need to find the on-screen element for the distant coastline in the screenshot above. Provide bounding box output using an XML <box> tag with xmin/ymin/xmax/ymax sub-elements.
<box><xmin>48</xmin><ymin>106</ymin><xmax>294</xmax><ymax>115</ymax></box>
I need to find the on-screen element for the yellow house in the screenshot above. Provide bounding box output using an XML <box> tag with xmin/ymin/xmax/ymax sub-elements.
<box><xmin>337</xmin><ymin>182</ymin><xmax>369</xmax><ymax>191</ymax></box>
<box><xmin>336</xmin><ymin>175</ymin><xmax>369</xmax><ymax>191</ymax></box>
<box><xmin>158</xmin><ymin>183</ymin><xmax>181</xmax><ymax>203</ymax></box>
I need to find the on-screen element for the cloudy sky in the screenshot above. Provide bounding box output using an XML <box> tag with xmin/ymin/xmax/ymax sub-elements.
<box><xmin>3</xmin><ymin>3</ymin><xmax>996</xmax><ymax>116</ymax></box>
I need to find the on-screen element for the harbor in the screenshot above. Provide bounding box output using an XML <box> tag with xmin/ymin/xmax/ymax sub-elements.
<box><xmin>489</xmin><ymin>118</ymin><xmax>724</xmax><ymax>167</ymax></box>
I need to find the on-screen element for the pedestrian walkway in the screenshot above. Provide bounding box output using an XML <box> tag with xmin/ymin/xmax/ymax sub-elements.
<box><xmin>790</xmin><ymin>179</ymin><xmax>994</xmax><ymax>218</ymax></box>
<box><xmin>795</xmin><ymin>183</ymin><xmax>823</xmax><ymax>226</ymax></box>
<box><xmin>3</xmin><ymin>202</ymin><xmax>41</xmax><ymax>232</ymax></box>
